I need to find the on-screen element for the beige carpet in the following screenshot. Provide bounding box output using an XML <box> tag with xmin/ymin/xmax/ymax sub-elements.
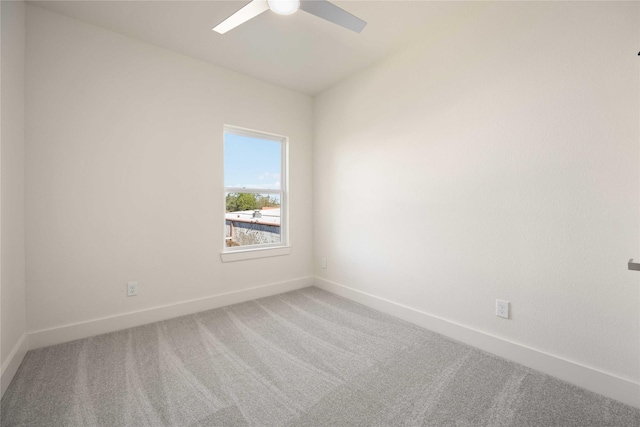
<box><xmin>2</xmin><ymin>287</ymin><xmax>639</xmax><ymax>426</ymax></box>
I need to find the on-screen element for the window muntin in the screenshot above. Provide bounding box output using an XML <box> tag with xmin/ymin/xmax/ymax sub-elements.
<box><xmin>223</xmin><ymin>126</ymin><xmax>287</xmax><ymax>252</ymax></box>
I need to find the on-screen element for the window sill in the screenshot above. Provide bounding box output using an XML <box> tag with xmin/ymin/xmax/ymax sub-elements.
<box><xmin>220</xmin><ymin>246</ymin><xmax>291</xmax><ymax>263</ymax></box>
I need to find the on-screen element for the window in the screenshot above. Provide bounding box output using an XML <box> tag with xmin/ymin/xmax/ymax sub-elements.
<box><xmin>222</xmin><ymin>126</ymin><xmax>288</xmax><ymax>259</ymax></box>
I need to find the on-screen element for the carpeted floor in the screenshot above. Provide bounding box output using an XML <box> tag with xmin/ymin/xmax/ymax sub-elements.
<box><xmin>1</xmin><ymin>287</ymin><xmax>639</xmax><ymax>426</ymax></box>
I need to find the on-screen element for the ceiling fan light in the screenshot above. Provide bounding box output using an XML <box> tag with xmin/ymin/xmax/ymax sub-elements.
<box><xmin>267</xmin><ymin>0</ymin><xmax>300</xmax><ymax>16</ymax></box>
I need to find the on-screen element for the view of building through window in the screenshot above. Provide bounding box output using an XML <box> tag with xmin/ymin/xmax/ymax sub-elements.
<box><xmin>223</xmin><ymin>128</ymin><xmax>286</xmax><ymax>249</ymax></box>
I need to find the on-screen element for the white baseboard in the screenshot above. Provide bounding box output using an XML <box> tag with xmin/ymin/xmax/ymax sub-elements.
<box><xmin>314</xmin><ymin>277</ymin><xmax>640</xmax><ymax>409</ymax></box>
<box><xmin>1</xmin><ymin>334</ymin><xmax>28</xmax><ymax>398</ymax></box>
<box><xmin>28</xmin><ymin>277</ymin><xmax>313</xmax><ymax>351</ymax></box>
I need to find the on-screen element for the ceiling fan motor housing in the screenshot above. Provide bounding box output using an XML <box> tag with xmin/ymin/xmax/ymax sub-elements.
<box><xmin>267</xmin><ymin>0</ymin><xmax>300</xmax><ymax>16</ymax></box>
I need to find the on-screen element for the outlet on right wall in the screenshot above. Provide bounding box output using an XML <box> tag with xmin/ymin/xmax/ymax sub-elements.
<box><xmin>314</xmin><ymin>1</ymin><xmax>639</xmax><ymax>392</ymax></box>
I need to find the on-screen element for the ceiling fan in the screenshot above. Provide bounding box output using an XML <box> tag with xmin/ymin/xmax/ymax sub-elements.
<box><xmin>213</xmin><ymin>0</ymin><xmax>367</xmax><ymax>34</ymax></box>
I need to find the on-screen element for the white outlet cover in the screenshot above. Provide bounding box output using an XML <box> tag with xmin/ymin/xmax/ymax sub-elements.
<box><xmin>127</xmin><ymin>281</ymin><xmax>138</xmax><ymax>297</ymax></box>
<box><xmin>321</xmin><ymin>258</ymin><xmax>327</xmax><ymax>269</ymax></box>
<box><xmin>496</xmin><ymin>299</ymin><xmax>509</xmax><ymax>319</ymax></box>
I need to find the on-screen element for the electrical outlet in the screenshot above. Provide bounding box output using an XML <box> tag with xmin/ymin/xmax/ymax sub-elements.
<box><xmin>321</xmin><ymin>258</ymin><xmax>327</xmax><ymax>269</ymax></box>
<box><xmin>496</xmin><ymin>299</ymin><xmax>509</xmax><ymax>319</ymax></box>
<box><xmin>127</xmin><ymin>282</ymin><xmax>138</xmax><ymax>297</ymax></box>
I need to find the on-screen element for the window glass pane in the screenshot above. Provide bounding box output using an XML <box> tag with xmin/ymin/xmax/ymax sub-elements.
<box><xmin>225</xmin><ymin>193</ymin><xmax>281</xmax><ymax>247</ymax></box>
<box><xmin>224</xmin><ymin>133</ymin><xmax>281</xmax><ymax>190</ymax></box>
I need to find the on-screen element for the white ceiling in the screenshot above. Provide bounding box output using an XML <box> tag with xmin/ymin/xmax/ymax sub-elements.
<box><xmin>30</xmin><ymin>0</ymin><xmax>478</xmax><ymax>95</ymax></box>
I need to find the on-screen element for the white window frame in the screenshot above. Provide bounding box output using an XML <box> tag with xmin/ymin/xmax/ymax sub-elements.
<box><xmin>220</xmin><ymin>125</ymin><xmax>290</xmax><ymax>262</ymax></box>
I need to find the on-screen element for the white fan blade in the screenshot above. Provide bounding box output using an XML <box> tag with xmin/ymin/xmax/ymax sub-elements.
<box><xmin>213</xmin><ymin>0</ymin><xmax>270</xmax><ymax>34</ymax></box>
<box><xmin>299</xmin><ymin>0</ymin><xmax>366</xmax><ymax>33</ymax></box>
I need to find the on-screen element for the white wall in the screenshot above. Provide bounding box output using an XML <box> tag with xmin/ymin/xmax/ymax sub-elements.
<box><xmin>25</xmin><ymin>5</ymin><xmax>313</xmax><ymax>338</ymax></box>
<box><xmin>314</xmin><ymin>1</ymin><xmax>639</xmax><ymax>387</ymax></box>
<box><xmin>1</xmin><ymin>0</ymin><xmax>27</xmax><ymax>395</ymax></box>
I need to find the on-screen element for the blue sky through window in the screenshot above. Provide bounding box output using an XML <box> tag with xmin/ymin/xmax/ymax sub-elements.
<box><xmin>224</xmin><ymin>132</ymin><xmax>281</xmax><ymax>190</ymax></box>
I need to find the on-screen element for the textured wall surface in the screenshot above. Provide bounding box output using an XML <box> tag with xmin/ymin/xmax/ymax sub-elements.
<box><xmin>226</xmin><ymin>221</ymin><xmax>281</xmax><ymax>246</ymax></box>
<box><xmin>1</xmin><ymin>0</ymin><xmax>27</xmax><ymax>372</ymax></box>
<box><xmin>314</xmin><ymin>2</ymin><xmax>640</xmax><ymax>383</ymax></box>
<box><xmin>25</xmin><ymin>5</ymin><xmax>313</xmax><ymax>333</ymax></box>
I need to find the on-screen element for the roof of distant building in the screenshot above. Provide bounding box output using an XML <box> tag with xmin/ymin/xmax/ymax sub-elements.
<box><xmin>225</xmin><ymin>208</ymin><xmax>281</xmax><ymax>226</ymax></box>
